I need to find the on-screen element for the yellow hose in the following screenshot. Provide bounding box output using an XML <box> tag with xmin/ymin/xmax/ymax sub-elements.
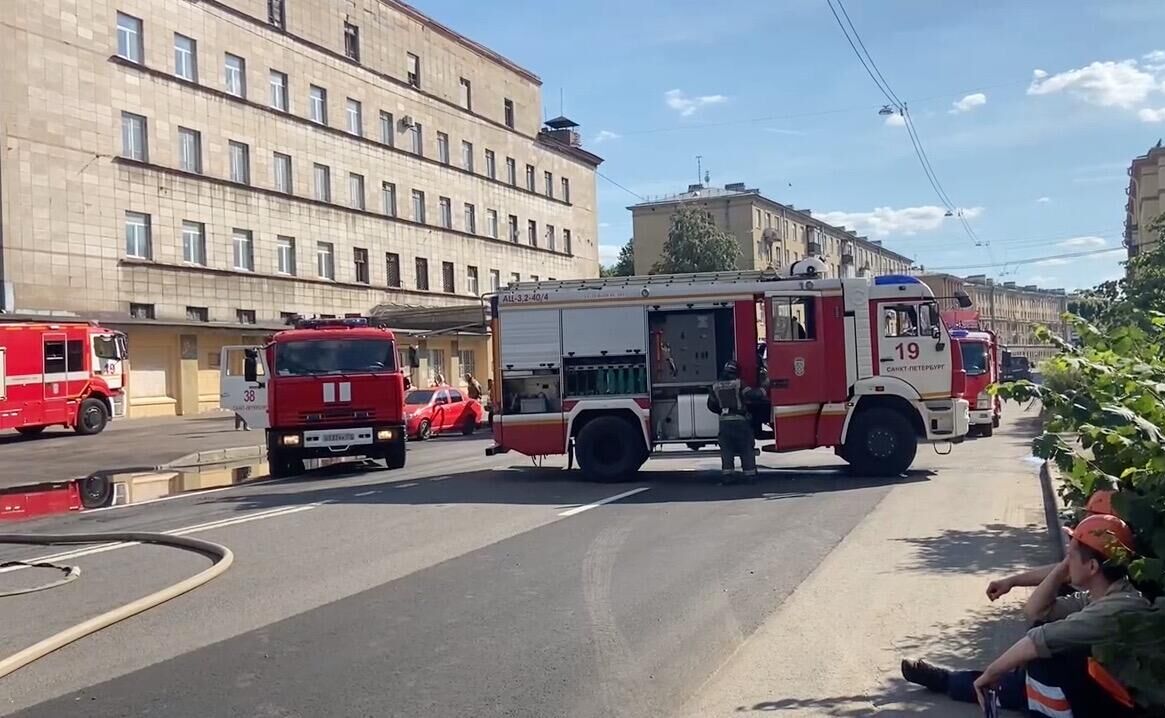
<box><xmin>0</xmin><ymin>532</ymin><xmax>233</xmax><ymax>679</ymax></box>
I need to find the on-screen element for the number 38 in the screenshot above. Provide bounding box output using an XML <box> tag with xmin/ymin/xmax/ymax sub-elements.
<box><xmin>243</xmin><ymin>389</ymin><xmax>256</xmax><ymax>402</ymax></box>
<box><xmin>894</xmin><ymin>342</ymin><xmax>920</xmax><ymax>360</ymax></box>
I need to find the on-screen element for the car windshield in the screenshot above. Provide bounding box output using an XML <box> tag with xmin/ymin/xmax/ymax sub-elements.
<box><xmin>274</xmin><ymin>339</ymin><xmax>396</xmax><ymax>376</ymax></box>
<box><xmin>961</xmin><ymin>342</ymin><xmax>989</xmax><ymax>376</ymax></box>
<box><xmin>405</xmin><ymin>390</ymin><xmax>435</xmax><ymax>405</ymax></box>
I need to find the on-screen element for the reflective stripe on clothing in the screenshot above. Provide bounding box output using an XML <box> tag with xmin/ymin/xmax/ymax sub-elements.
<box><xmin>1026</xmin><ymin>674</ymin><xmax>1074</xmax><ymax>718</ymax></box>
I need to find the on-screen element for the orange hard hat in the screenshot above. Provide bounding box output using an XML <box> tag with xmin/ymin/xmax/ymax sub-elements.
<box><xmin>1085</xmin><ymin>490</ymin><xmax>1116</xmax><ymax>516</ymax></box>
<box><xmin>1066</xmin><ymin>514</ymin><xmax>1134</xmax><ymax>560</ymax></box>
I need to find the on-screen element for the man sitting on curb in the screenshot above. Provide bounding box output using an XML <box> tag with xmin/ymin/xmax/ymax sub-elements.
<box><xmin>901</xmin><ymin>513</ymin><xmax>1150</xmax><ymax>716</ymax></box>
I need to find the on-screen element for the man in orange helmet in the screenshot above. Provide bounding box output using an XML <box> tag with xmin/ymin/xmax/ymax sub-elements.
<box><xmin>902</xmin><ymin>513</ymin><xmax>1150</xmax><ymax>715</ymax></box>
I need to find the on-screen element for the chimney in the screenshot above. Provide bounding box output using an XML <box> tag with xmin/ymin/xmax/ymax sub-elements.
<box><xmin>687</xmin><ymin>183</ymin><xmax>704</xmax><ymax>192</ymax></box>
<box><xmin>541</xmin><ymin>115</ymin><xmax>581</xmax><ymax>147</ymax></box>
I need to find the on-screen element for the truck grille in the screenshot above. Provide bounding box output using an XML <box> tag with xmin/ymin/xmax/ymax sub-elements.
<box><xmin>298</xmin><ymin>407</ymin><xmax>377</xmax><ymax>423</ymax></box>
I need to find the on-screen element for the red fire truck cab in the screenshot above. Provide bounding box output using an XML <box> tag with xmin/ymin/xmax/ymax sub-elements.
<box><xmin>950</xmin><ymin>328</ymin><xmax>1001</xmax><ymax>436</ymax></box>
<box><xmin>220</xmin><ymin>317</ymin><xmax>415</xmax><ymax>478</ymax></box>
<box><xmin>0</xmin><ymin>321</ymin><xmax>128</xmax><ymax>436</ymax></box>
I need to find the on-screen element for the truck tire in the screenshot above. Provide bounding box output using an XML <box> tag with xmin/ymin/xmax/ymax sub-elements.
<box><xmin>843</xmin><ymin>407</ymin><xmax>917</xmax><ymax>478</ymax></box>
<box><xmin>268</xmin><ymin>448</ymin><xmax>305</xmax><ymax>479</ymax></box>
<box><xmin>980</xmin><ymin>422</ymin><xmax>994</xmax><ymax>437</ymax></box>
<box><xmin>15</xmin><ymin>425</ymin><xmax>46</xmax><ymax>437</ymax></box>
<box><xmin>383</xmin><ymin>441</ymin><xmax>406</xmax><ymax>470</ymax></box>
<box><xmin>74</xmin><ymin>398</ymin><xmax>109</xmax><ymax>435</ymax></box>
<box><xmin>575</xmin><ymin>415</ymin><xmax>647</xmax><ymax>483</ymax></box>
<box><xmin>79</xmin><ymin>473</ymin><xmax>114</xmax><ymax>509</ymax></box>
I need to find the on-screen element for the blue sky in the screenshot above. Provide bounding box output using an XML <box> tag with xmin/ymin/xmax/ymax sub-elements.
<box><xmin>416</xmin><ymin>0</ymin><xmax>1165</xmax><ymax>290</ymax></box>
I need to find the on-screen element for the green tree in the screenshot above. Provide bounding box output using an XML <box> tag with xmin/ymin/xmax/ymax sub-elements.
<box><xmin>601</xmin><ymin>240</ymin><xmax>635</xmax><ymax>277</ymax></box>
<box><xmin>651</xmin><ymin>207</ymin><xmax>739</xmax><ymax>274</ymax></box>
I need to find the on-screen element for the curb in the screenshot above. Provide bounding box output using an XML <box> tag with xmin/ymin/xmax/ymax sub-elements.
<box><xmin>1039</xmin><ymin>460</ymin><xmax>1066</xmax><ymax>561</ymax></box>
<box><xmin>161</xmin><ymin>444</ymin><xmax>266</xmax><ymax>470</ymax></box>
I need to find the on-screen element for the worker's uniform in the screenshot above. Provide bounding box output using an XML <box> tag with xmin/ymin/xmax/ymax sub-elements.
<box><xmin>707</xmin><ymin>378</ymin><xmax>756</xmax><ymax>479</ymax></box>
<box><xmin>944</xmin><ymin>578</ymin><xmax>1149</xmax><ymax>716</ymax></box>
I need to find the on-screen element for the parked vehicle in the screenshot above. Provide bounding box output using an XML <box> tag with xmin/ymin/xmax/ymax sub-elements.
<box><xmin>405</xmin><ymin>387</ymin><xmax>484</xmax><ymax>439</ymax></box>
<box><xmin>951</xmin><ymin>328</ymin><xmax>1001</xmax><ymax>436</ymax></box>
<box><xmin>487</xmin><ymin>260</ymin><xmax>972</xmax><ymax>481</ymax></box>
<box><xmin>1000</xmin><ymin>349</ymin><xmax>1032</xmax><ymax>382</ymax></box>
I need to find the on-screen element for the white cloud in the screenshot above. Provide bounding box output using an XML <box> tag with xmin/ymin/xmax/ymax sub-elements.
<box><xmin>598</xmin><ymin>222</ymin><xmax>611</xmax><ymax>229</ymax></box>
<box><xmin>884</xmin><ymin>112</ymin><xmax>906</xmax><ymax>127</ymax></box>
<box><xmin>1037</xmin><ymin>257</ymin><xmax>1074</xmax><ymax>266</ymax></box>
<box><xmin>664</xmin><ymin>89</ymin><xmax>728</xmax><ymax>117</ymax></box>
<box><xmin>1036</xmin><ymin>196</ymin><xmax>1052</xmax><ymax>203</ymax></box>
<box><xmin>1026</xmin><ymin>274</ymin><xmax>1057</xmax><ymax>284</ymax></box>
<box><xmin>1138</xmin><ymin>107</ymin><xmax>1165</xmax><ymax>122</ymax></box>
<box><xmin>816</xmin><ymin>206</ymin><xmax>983</xmax><ymax>237</ymax></box>
<box><xmin>950</xmin><ymin>92</ymin><xmax>987</xmax><ymax>114</ymax></box>
<box><xmin>1027</xmin><ymin>60</ymin><xmax>1158</xmax><ymax>108</ymax></box>
<box><xmin>1144</xmin><ymin>50</ymin><xmax>1165</xmax><ymax>71</ymax></box>
<box><xmin>762</xmin><ymin>127</ymin><xmax>807</xmax><ymax>135</ymax></box>
<box><xmin>593</xmin><ymin>130</ymin><xmax>621</xmax><ymax>144</ymax></box>
<box><xmin>1059</xmin><ymin>235</ymin><xmax>1107</xmax><ymax>248</ymax></box>
<box><xmin>598</xmin><ymin>244</ymin><xmax>622</xmax><ymax>264</ymax></box>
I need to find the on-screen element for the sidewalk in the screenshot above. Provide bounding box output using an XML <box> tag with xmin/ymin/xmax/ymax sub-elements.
<box><xmin>679</xmin><ymin>406</ymin><xmax>1055</xmax><ymax>717</ymax></box>
<box><xmin>0</xmin><ymin>412</ymin><xmax>263</xmax><ymax>490</ymax></box>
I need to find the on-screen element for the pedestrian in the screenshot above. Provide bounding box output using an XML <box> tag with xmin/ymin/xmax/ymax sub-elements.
<box><xmin>403</xmin><ymin>374</ymin><xmax>412</xmax><ymax>391</ymax></box>
<box><xmin>706</xmin><ymin>360</ymin><xmax>757</xmax><ymax>484</ymax></box>
<box><xmin>486</xmin><ymin>378</ymin><xmax>495</xmax><ymax>427</ymax></box>
<box><xmin>431</xmin><ymin>371</ymin><xmax>446</xmax><ymax>387</ymax></box>
<box><xmin>901</xmin><ymin>513</ymin><xmax>1149</xmax><ymax>717</ymax></box>
<box><xmin>465</xmin><ymin>372</ymin><xmax>483</xmax><ymax>401</ymax></box>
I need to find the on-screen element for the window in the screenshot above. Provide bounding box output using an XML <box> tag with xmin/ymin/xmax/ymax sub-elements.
<box><xmin>269</xmin><ymin>70</ymin><xmax>289</xmax><ymax>110</ymax></box>
<box><xmin>486</xmin><ymin>209</ymin><xmax>498</xmax><ymax>238</ymax></box>
<box><xmin>563</xmin><ymin>229</ymin><xmax>572</xmax><ymax>255</ymax></box>
<box><xmin>771</xmin><ymin>296</ymin><xmax>816</xmax><ymax>341</ymax></box>
<box><xmin>276</xmin><ymin>236</ymin><xmax>296</xmax><ymax>275</ymax></box>
<box><xmin>412</xmin><ymin>190</ymin><xmax>426</xmax><ymax>222</ymax></box>
<box><xmin>181</xmin><ymin>221</ymin><xmax>206</xmax><ymax>265</ymax></box>
<box><xmin>177</xmin><ymin>127</ymin><xmax>201</xmax><ymax>173</ymax></box>
<box><xmin>510</xmin><ymin>271</ymin><xmax>520</xmax><ymax>284</ymax></box>
<box><xmin>546</xmin><ymin>224</ymin><xmax>556</xmax><ymax>252</ymax></box>
<box><xmin>349</xmin><ymin>172</ymin><xmax>365</xmax><ymax>209</ymax></box>
<box><xmin>459</xmin><ymin>77</ymin><xmax>472</xmax><ymax>110</ymax></box>
<box><xmin>466</xmin><ymin>266</ymin><xmax>479</xmax><ymax>295</ymax></box>
<box><xmin>527</xmin><ymin>219</ymin><xmax>537</xmax><ymax>247</ymax></box>
<box><xmin>506</xmin><ymin>157</ymin><xmax>517</xmax><ymax>185</ymax></box>
<box><xmin>386</xmin><ymin>252</ymin><xmax>401</xmax><ymax>287</ymax></box>
<box><xmin>562</xmin><ymin>177</ymin><xmax>571</xmax><ymax>203</ymax></box>
<box><xmin>437</xmin><ymin>132</ymin><xmax>449</xmax><ymax>164</ymax></box>
<box><xmin>544</xmin><ymin>171</ymin><xmax>553</xmax><ymax>197</ymax></box>
<box><xmin>237</xmin><ymin>309</ymin><xmax>256</xmax><ymax>325</ymax></box>
<box><xmin>379</xmin><ymin>111</ymin><xmax>394</xmax><ymax>146</ymax></box>
<box><xmin>525</xmin><ymin>164</ymin><xmax>535</xmax><ymax>191</ymax></box>
<box><xmin>309</xmin><ymin>85</ymin><xmax>327</xmax><ymax>124</ymax></box>
<box><xmin>381</xmin><ymin>181</ymin><xmax>396</xmax><ymax>216</ymax></box>
<box><xmin>489</xmin><ymin>269</ymin><xmax>500</xmax><ymax>292</ymax></box>
<box><xmin>439</xmin><ymin>196</ymin><xmax>452</xmax><ymax>228</ymax></box>
<box><xmin>504</xmin><ymin>98</ymin><xmax>515</xmax><ymax>129</ymax></box>
<box><xmin>120</xmin><ymin>112</ymin><xmax>147</xmax><ymax>161</ymax></box>
<box><xmin>415</xmin><ymin>257</ymin><xmax>429</xmax><ymax>290</ymax></box>
<box><xmin>354</xmin><ymin>247</ymin><xmax>369</xmax><ymax>283</ymax></box>
<box><xmin>882</xmin><ymin>303</ymin><xmax>935</xmax><ymax>338</ymax></box>
<box><xmin>346</xmin><ymin>98</ymin><xmax>362</xmax><ymax>136</ymax></box>
<box><xmin>317</xmin><ymin>241</ymin><xmax>335</xmax><ymax>279</ymax></box>
<box><xmin>406</xmin><ymin>52</ymin><xmax>421</xmax><ymax>87</ymax></box>
<box><xmin>267</xmin><ymin>0</ymin><xmax>286</xmax><ymax>29</ymax></box>
<box><xmin>442</xmin><ymin>261</ymin><xmax>455</xmax><ymax>293</ymax></box>
<box><xmin>508</xmin><ymin>214</ymin><xmax>519</xmax><ymax>243</ymax></box>
<box><xmin>273</xmin><ymin>152</ymin><xmax>293</xmax><ymax>193</ymax></box>
<box><xmin>462</xmin><ymin>141</ymin><xmax>474</xmax><ymax>172</ymax></box>
<box><xmin>458</xmin><ymin>350</ymin><xmax>476</xmax><ymax>378</ymax></box>
<box><xmin>124</xmin><ymin>211</ymin><xmax>151</xmax><ymax>258</ymax></box>
<box><xmin>343</xmin><ymin>21</ymin><xmax>360</xmax><ymax>62</ymax></box>
<box><xmin>224</xmin><ymin>53</ymin><xmax>246</xmax><ymax>97</ymax></box>
<box><xmin>428</xmin><ymin>349</ymin><xmax>446</xmax><ymax>380</ymax></box>
<box><xmin>464</xmin><ymin>203</ymin><xmax>476</xmax><ymax>234</ymax></box>
<box><xmin>228</xmin><ymin>141</ymin><xmax>250</xmax><ymax>184</ymax></box>
<box><xmin>116</xmin><ymin>12</ymin><xmax>142</xmax><ymax>63</ymax></box>
<box><xmin>186</xmin><ymin>306</ymin><xmax>209</xmax><ymax>322</ymax></box>
<box><xmin>129</xmin><ymin>303</ymin><xmax>155</xmax><ymax>319</ymax></box>
<box><xmin>484</xmin><ymin>149</ymin><xmax>496</xmax><ymax>179</ymax></box>
<box><xmin>313</xmin><ymin>163</ymin><xmax>331</xmax><ymax>201</ymax></box>
<box><xmin>410</xmin><ymin>122</ymin><xmax>423</xmax><ymax>155</ymax></box>
<box><xmin>174</xmin><ymin>34</ymin><xmax>197</xmax><ymax>81</ymax></box>
<box><xmin>530</xmin><ymin>275</ymin><xmax>539</xmax><ymax>281</ymax></box>
<box><xmin>232</xmin><ymin>228</ymin><xmax>254</xmax><ymax>271</ymax></box>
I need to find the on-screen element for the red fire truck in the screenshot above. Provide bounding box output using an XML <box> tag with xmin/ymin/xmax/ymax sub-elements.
<box><xmin>950</xmin><ymin>327</ymin><xmax>1001</xmax><ymax>436</ymax></box>
<box><xmin>220</xmin><ymin>317</ymin><xmax>415</xmax><ymax>478</ymax></box>
<box><xmin>486</xmin><ymin>260</ymin><xmax>972</xmax><ymax>481</ymax></box>
<box><xmin>0</xmin><ymin>321</ymin><xmax>128</xmax><ymax>436</ymax></box>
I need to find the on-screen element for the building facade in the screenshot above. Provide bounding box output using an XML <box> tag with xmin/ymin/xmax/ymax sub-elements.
<box><xmin>628</xmin><ymin>182</ymin><xmax>913</xmax><ymax>278</ymax></box>
<box><xmin>0</xmin><ymin>0</ymin><xmax>601</xmax><ymax>416</ymax></box>
<box><xmin>920</xmin><ymin>273</ymin><xmax>1068</xmax><ymax>361</ymax></box>
<box><xmin>1125</xmin><ymin>141</ymin><xmax>1165</xmax><ymax>261</ymax></box>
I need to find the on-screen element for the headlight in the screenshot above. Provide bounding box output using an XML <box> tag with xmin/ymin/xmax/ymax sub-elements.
<box><xmin>977</xmin><ymin>392</ymin><xmax>991</xmax><ymax>407</ymax></box>
<box><xmin>376</xmin><ymin>428</ymin><xmax>395</xmax><ymax>441</ymax></box>
<box><xmin>280</xmin><ymin>434</ymin><xmax>301</xmax><ymax>446</ymax></box>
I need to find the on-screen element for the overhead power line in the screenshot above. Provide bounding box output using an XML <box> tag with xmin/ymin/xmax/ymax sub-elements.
<box><xmin>925</xmin><ymin>245</ymin><xmax>1125</xmax><ymax>271</ymax></box>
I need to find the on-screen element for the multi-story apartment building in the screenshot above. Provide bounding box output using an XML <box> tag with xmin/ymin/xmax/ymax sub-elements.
<box><xmin>1125</xmin><ymin>141</ymin><xmax>1165</xmax><ymax>261</ymax></box>
<box><xmin>628</xmin><ymin>182</ymin><xmax>912</xmax><ymax>277</ymax></box>
<box><xmin>0</xmin><ymin>0</ymin><xmax>601</xmax><ymax>416</ymax></box>
<box><xmin>920</xmin><ymin>274</ymin><xmax>1068</xmax><ymax>361</ymax></box>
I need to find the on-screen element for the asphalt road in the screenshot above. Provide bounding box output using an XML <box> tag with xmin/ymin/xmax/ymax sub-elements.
<box><xmin>0</xmin><ymin>429</ymin><xmax>989</xmax><ymax>717</ymax></box>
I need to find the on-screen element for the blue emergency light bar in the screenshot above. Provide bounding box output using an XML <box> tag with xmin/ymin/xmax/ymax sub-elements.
<box><xmin>294</xmin><ymin>316</ymin><xmax>370</xmax><ymax>329</ymax></box>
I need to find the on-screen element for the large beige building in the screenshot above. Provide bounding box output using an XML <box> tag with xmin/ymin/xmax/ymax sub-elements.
<box><xmin>0</xmin><ymin>0</ymin><xmax>601</xmax><ymax>416</ymax></box>
<box><xmin>1125</xmin><ymin>141</ymin><xmax>1165</xmax><ymax>260</ymax></box>
<box><xmin>628</xmin><ymin>182</ymin><xmax>914</xmax><ymax>277</ymax></box>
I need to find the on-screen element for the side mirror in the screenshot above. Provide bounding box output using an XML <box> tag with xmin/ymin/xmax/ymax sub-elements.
<box><xmin>955</xmin><ymin>290</ymin><xmax>972</xmax><ymax>309</ymax></box>
<box><xmin>407</xmin><ymin>347</ymin><xmax>420</xmax><ymax>368</ymax></box>
<box><xmin>243</xmin><ymin>349</ymin><xmax>259</xmax><ymax>383</ymax></box>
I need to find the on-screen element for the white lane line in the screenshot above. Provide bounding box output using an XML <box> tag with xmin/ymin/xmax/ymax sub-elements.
<box><xmin>395</xmin><ymin>482</ymin><xmax>418</xmax><ymax>488</ymax></box>
<box><xmin>558</xmin><ymin>487</ymin><xmax>650</xmax><ymax>517</ymax></box>
<box><xmin>0</xmin><ymin>504</ymin><xmax>319</xmax><ymax>573</ymax></box>
<box><xmin>353</xmin><ymin>490</ymin><xmax>378</xmax><ymax>497</ymax></box>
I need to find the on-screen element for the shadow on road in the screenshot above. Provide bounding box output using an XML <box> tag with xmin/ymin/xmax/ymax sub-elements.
<box><xmin>895</xmin><ymin>521</ymin><xmax>1053</xmax><ymax>575</ymax></box>
<box><xmin>738</xmin><ymin>687</ymin><xmax>978</xmax><ymax>716</ymax></box>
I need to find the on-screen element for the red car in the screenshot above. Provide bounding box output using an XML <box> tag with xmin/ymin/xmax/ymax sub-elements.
<box><xmin>404</xmin><ymin>387</ymin><xmax>484</xmax><ymax>440</ymax></box>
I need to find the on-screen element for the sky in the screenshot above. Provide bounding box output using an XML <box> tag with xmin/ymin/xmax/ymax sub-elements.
<box><xmin>413</xmin><ymin>0</ymin><xmax>1165</xmax><ymax>290</ymax></box>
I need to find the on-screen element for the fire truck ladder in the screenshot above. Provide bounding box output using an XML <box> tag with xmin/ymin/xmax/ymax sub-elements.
<box><xmin>506</xmin><ymin>268</ymin><xmax>786</xmax><ymax>292</ymax></box>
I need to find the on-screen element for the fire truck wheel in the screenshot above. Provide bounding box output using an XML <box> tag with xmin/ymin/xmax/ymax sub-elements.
<box><xmin>384</xmin><ymin>442</ymin><xmax>406</xmax><ymax>470</ymax></box>
<box><xmin>15</xmin><ymin>425</ymin><xmax>46</xmax><ymax>437</ymax></box>
<box><xmin>268</xmin><ymin>450</ymin><xmax>305</xmax><ymax>479</ymax></box>
<box><xmin>844</xmin><ymin>408</ymin><xmax>917</xmax><ymax>478</ymax></box>
<box><xmin>74</xmin><ymin>398</ymin><xmax>109</xmax><ymax>435</ymax></box>
<box><xmin>575</xmin><ymin>415</ymin><xmax>646</xmax><ymax>483</ymax></box>
<box><xmin>979</xmin><ymin>422</ymin><xmax>994</xmax><ymax>438</ymax></box>
<box><xmin>79</xmin><ymin>473</ymin><xmax>114</xmax><ymax>509</ymax></box>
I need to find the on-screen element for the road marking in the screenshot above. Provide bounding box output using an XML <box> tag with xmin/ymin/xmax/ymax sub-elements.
<box><xmin>0</xmin><ymin>504</ymin><xmax>319</xmax><ymax>573</ymax></box>
<box><xmin>558</xmin><ymin>488</ymin><xmax>650</xmax><ymax>517</ymax></box>
<box><xmin>353</xmin><ymin>490</ymin><xmax>378</xmax><ymax>497</ymax></box>
<box><xmin>395</xmin><ymin>482</ymin><xmax>418</xmax><ymax>488</ymax></box>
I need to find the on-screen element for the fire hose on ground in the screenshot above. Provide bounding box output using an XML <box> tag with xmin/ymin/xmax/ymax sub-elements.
<box><xmin>0</xmin><ymin>532</ymin><xmax>233</xmax><ymax>679</ymax></box>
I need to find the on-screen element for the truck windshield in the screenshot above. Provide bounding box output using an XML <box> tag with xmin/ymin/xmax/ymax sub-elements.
<box><xmin>961</xmin><ymin>342</ymin><xmax>989</xmax><ymax>376</ymax></box>
<box><xmin>93</xmin><ymin>333</ymin><xmax>125</xmax><ymax>360</ymax></box>
<box><xmin>274</xmin><ymin>339</ymin><xmax>397</xmax><ymax>376</ymax></box>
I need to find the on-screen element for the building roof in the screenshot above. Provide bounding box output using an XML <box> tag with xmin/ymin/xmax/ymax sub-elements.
<box><xmin>919</xmin><ymin>272</ymin><xmax>1067</xmax><ymax>295</ymax></box>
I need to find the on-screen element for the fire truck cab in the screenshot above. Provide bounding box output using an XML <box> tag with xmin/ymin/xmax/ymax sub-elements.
<box><xmin>0</xmin><ymin>321</ymin><xmax>128</xmax><ymax>436</ymax></box>
<box><xmin>488</xmin><ymin>263</ymin><xmax>971</xmax><ymax>481</ymax></box>
<box><xmin>950</xmin><ymin>327</ymin><xmax>1001</xmax><ymax>436</ymax></box>
<box><xmin>220</xmin><ymin>317</ymin><xmax>415</xmax><ymax>478</ymax></box>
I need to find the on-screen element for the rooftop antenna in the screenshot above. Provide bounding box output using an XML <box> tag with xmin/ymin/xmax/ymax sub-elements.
<box><xmin>696</xmin><ymin>155</ymin><xmax>703</xmax><ymax>186</ymax></box>
<box><xmin>559</xmin><ymin>88</ymin><xmax>564</xmax><ymax>117</ymax></box>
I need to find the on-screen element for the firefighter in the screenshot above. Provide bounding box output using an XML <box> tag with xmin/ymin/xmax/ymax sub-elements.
<box><xmin>706</xmin><ymin>360</ymin><xmax>758</xmax><ymax>484</ymax></box>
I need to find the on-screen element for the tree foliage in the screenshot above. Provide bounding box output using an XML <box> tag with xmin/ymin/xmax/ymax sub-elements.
<box><xmin>651</xmin><ymin>207</ymin><xmax>739</xmax><ymax>274</ymax></box>
<box><xmin>601</xmin><ymin>240</ymin><xmax>635</xmax><ymax>277</ymax></box>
